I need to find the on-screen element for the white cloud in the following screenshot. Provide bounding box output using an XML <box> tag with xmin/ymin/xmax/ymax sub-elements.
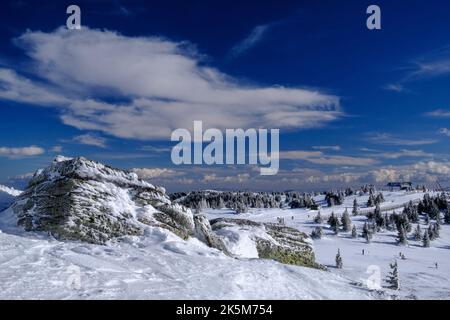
<box><xmin>280</xmin><ymin>150</ymin><xmax>377</xmax><ymax>166</ymax></box>
<box><xmin>73</xmin><ymin>134</ymin><xmax>107</xmax><ymax>148</ymax></box>
<box><xmin>425</xmin><ymin>109</ymin><xmax>450</xmax><ymax>118</ymax></box>
<box><xmin>377</xmin><ymin>149</ymin><xmax>430</xmax><ymax>159</ymax></box>
<box><xmin>440</xmin><ymin>128</ymin><xmax>450</xmax><ymax>136</ymax></box>
<box><xmin>0</xmin><ymin>27</ymin><xmax>342</xmax><ymax>141</ymax></box>
<box><xmin>132</xmin><ymin>167</ymin><xmax>182</xmax><ymax>179</ymax></box>
<box><xmin>384</xmin><ymin>84</ymin><xmax>405</xmax><ymax>92</ymax></box>
<box><xmin>0</xmin><ymin>145</ymin><xmax>45</xmax><ymax>158</ymax></box>
<box><xmin>312</xmin><ymin>145</ymin><xmax>341</xmax><ymax>151</ymax></box>
<box><xmin>229</xmin><ymin>24</ymin><xmax>270</xmax><ymax>58</ymax></box>
<box><xmin>366</xmin><ymin>133</ymin><xmax>438</xmax><ymax>146</ymax></box>
<box><xmin>51</xmin><ymin>145</ymin><xmax>63</xmax><ymax>152</ymax></box>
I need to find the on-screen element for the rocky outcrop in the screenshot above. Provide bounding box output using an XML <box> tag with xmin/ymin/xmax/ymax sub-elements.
<box><xmin>10</xmin><ymin>156</ymin><xmax>217</xmax><ymax>247</ymax></box>
<box><xmin>9</xmin><ymin>156</ymin><xmax>319</xmax><ymax>269</ymax></box>
<box><xmin>210</xmin><ymin>218</ymin><xmax>319</xmax><ymax>269</ymax></box>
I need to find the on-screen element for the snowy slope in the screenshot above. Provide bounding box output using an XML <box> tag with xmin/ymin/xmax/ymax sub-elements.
<box><xmin>0</xmin><ymin>207</ymin><xmax>382</xmax><ymax>300</ymax></box>
<box><xmin>204</xmin><ymin>191</ymin><xmax>450</xmax><ymax>300</ymax></box>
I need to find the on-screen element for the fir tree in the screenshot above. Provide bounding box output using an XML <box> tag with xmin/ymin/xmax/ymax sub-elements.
<box><xmin>386</xmin><ymin>260</ymin><xmax>400</xmax><ymax>290</ymax></box>
<box><xmin>362</xmin><ymin>222</ymin><xmax>372</xmax><ymax>243</ymax></box>
<box><xmin>335</xmin><ymin>249</ymin><xmax>343</xmax><ymax>269</ymax></box>
<box><xmin>333</xmin><ymin>221</ymin><xmax>340</xmax><ymax>235</ymax></box>
<box><xmin>444</xmin><ymin>209</ymin><xmax>450</xmax><ymax>224</ymax></box>
<box><xmin>352</xmin><ymin>199</ymin><xmax>359</xmax><ymax>216</ymax></box>
<box><xmin>433</xmin><ymin>223</ymin><xmax>440</xmax><ymax>239</ymax></box>
<box><xmin>351</xmin><ymin>225</ymin><xmax>358</xmax><ymax>238</ymax></box>
<box><xmin>424</xmin><ymin>213</ymin><xmax>430</xmax><ymax>225</ymax></box>
<box><xmin>397</xmin><ymin>225</ymin><xmax>408</xmax><ymax>246</ymax></box>
<box><xmin>311</xmin><ymin>226</ymin><xmax>323</xmax><ymax>239</ymax></box>
<box><xmin>423</xmin><ymin>230</ymin><xmax>430</xmax><ymax>248</ymax></box>
<box><xmin>428</xmin><ymin>225</ymin><xmax>436</xmax><ymax>241</ymax></box>
<box><xmin>314</xmin><ymin>211</ymin><xmax>323</xmax><ymax>224</ymax></box>
<box><xmin>436</xmin><ymin>213</ymin><xmax>441</xmax><ymax>230</ymax></box>
<box><xmin>341</xmin><ymin>209</ymin><xmax>352</xmax><ymax>232</ymax></box>
<box><xmin>413</xmin><ymin>224</ymin><xmax>422</xmax><ymax>241</ymax></box>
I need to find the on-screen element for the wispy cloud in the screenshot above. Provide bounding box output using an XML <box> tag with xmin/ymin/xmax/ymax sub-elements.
<box><xmin>280</xmin><ymin>150</ymin><xmax>377</xmax><ymax>166</ymax></box>
<box><xmin>425</xmin><ymin>109</ymin><xmax>450</xmax><ymax>118</ymax></box>
<box><xmin>366</xmin><ymin>133</ymin><xmax>438</xmax><ymax>146</ymax></box>
<box><xmin>385</xmin><ymin>47</ymin><xmax>450</xmax><ymax>92</ymax></box>
<box><xmin>51</xmin><ymin>145</ymin><xmax>62</xmax><ymax>153</ymax></box>
<box><xmin>0</xmin><ymin>145</ymin><xmax>44</xmax><ymax>159</ymax></box>
<box><xmin>73</xmin><ymin>134</ymin><xmax>107</xmax><ymax>148</ymax></box>
<box><xmin>383</xmin><ymin>83</ymin><xmax>406</xmax><ymax>93</ymax></box>
<box><xmin>312</xmin><ymin>145</ymin><xmax>341</xmax><ymax>151</ymax></box>
<box><xmin>229</xmin><ymin>24</ymin><xmax>271</xmax><ymax>58</ymax></box>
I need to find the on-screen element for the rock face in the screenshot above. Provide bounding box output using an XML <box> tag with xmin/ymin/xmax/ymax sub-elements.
<box><xmin>11</xmin><ymin>156</ymin><xmax>217</xmax><ymax>247</ymax></box>
<box><xmin>210</xmin><ymin>218</ymin><xmax>319</xmax><ymax>269</ymax></box>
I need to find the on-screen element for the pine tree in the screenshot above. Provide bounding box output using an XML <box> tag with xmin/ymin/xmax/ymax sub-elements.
<box><xmin>424</xmin><ymin>213</ymin><xmax>430</xmax><ymax>225</ymax></box>
<box><xmin>428</xmin><ymin>225</ymin><xmax>436</xmax><ymax>241</ymax></box>
<box><xmin>341</xmin><ymin>209</ymin><xmax>352</xmax><ymax>232</ymax></box>
<box><xmin>444</xmin><ymin>209</ymin><xmax>450</xmax><ymax>224</ymax></box>
<box><xmin>328</xmin><ymin>212</ymin><xmax>336</xmax><ymax>226</ymax></box>
<box><xmin>352</xmin><ymin>199</ymin><xmax>359</xmax><ymax>216</ymax></box>
<box><xmin>311</xmin><ymin>226</ymin><xmax>323</xmax><ymax>239</ymax></box>
<box><xmin>436</xmin><ymin>213</ymin><xmax>441</xmax><ymax>230</ymax></box>
<box><xmin>362</xmin><ymin>222</ymin><xmax>372</xmax><ymax>243</ymax></box>
<box><xmin>351</xmin><ymin>225</ymin><xmax>358</xmax><ymax>238</ymax></box>
<box><xmin>423</xmin><ymin>230</ymin><xmax>430</xmax><ymax>248</ymax></box>
<box><xmin>333</xmin><ymin>221</ymin><xmax>340</xmax><ymax>235</ymax></box>
<box><xmin>314</xmin><ymin>211</ymin><xmax>323</xmax><ymax>224</ymax></box>
<box><xmin>335</xmin><ymin>249</ymin><xmax>343</xmax><ymax>269</ymax></box>
<box><xmin>433</xmin><ymin>223</ymin><xmax>440</xmax><ymax>239</ymax></box>
<box><xmin>397</xmin><ymin>225</ymin><xmax>408</xmax><ymax>246</ymax></box>
<box><xmin>386</xmin><ymin>260</ymin><xmax>400</xmax><ymax>290</ymax></box>
<box><xmin>413</xmin><ymin>224</ymin><xmax>422</xmax><ymax>241</ymax></box>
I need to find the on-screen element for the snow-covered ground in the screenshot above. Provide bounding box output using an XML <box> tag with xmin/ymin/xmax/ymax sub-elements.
<box><xmin>204</xmin><ymin>190</ymin><xmax>450</xmax><ymax>300</ymax></box>
<box><xmin>0</xmin><ymin>208</ymin><xmax>381</xmax><ymax>300</ymax></box>
<box><xmin>0</xmin><ymin>190</ymin><xmax>448</xmax><ymax>300</ymax></box>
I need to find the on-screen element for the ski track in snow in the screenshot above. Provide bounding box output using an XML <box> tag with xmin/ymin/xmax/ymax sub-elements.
<box><xmin>0</xmin><ymin>190</ymin><xmax>448</xmax><ymax>299</ymax></box>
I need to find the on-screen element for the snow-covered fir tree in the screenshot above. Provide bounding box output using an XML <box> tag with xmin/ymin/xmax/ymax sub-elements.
<box><xmin>341</xmin><ymin>209</ymin><xmax>352</xmax><ymax>232</ymax></box>
<box><xmin>362</xmin><ymin>222</ymin><xmax>372</xmax><ymax>243</ymax></box>
<box><xmin>397</xmin><ymin>225</ymin><xmax>408</xmax><ymax>246</ymax></box>
<box><xmin>386</xmin><ymin>260</ymin><xmax>400</xmax><ymax>290</ymax></box>
<box><xmin>413</xmin><ymin>224</ymin><xmax>422</xmax><ymax>241</ymax></box>
<box><xmin>335</xmin><ymin>249</ymin><xmax>343</xmax><ymax>269</ymax></box>
<box><xmin>314</xmin><ymin>211</ymin><xmax>323</xmax><ymax>224</ymax></box>
<box><xmin>444</xmin><ymin>208</ymin><xmax>450</xmax><ymax>224</ymax></box>
<box><xmin>423</xmin><ymin>230</ymin><xmax>431</xmax><ymax>248</ymax></box>
<box><xmin>352</xmin><ymin>199</ymin><xmax>359</xmax><ymax>216</ymax></box>
<box><xmin>351</xmin><ymin>225</ymin><xmax>358</xmax><ymax>238</ymax></box>
<box><xmin>311</xmin><ymin>226</ymin><xmax>323</xmax><ymax>239</ymax></box>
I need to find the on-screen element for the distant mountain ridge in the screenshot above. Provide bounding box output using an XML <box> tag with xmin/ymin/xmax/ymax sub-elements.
<box><xmin>0</xmin><ymin>184</ymin><xmax>22</xmax><ymax>211</ymax></box>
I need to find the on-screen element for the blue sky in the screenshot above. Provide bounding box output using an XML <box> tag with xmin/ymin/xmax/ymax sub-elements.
<box><xmin>0</xmin><ymin>0</ymin><xmax>450</xmax><ymax>191</ymax></box>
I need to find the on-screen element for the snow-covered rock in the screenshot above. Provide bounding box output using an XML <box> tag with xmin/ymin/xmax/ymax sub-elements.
<box><xmin>210</xmin><ymin>218</ymin><xmax>319</xmax><ymax>268</ymax></box>
<box><xmin>9</xmin><ymin>157</ymin><xmax>219</xmax><ymax>246</ymax></box>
